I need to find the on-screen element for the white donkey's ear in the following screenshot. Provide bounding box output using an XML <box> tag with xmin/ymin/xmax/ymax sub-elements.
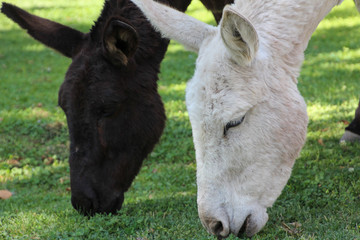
<box><xmin>131</xmin><ymin>0</ymin><xmax>216</xmax><ymax>53</ymax></box>
<box><xmin>220</xmin><ymin>5</ymin><xmax>259</xmax><ymax>65</ymax></box>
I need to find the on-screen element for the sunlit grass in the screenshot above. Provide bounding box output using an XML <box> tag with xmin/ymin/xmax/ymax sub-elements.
<box><xmin>186</xmin><ymin>0</ymin><xmax>215</xmax><ymax>25</ymax></box>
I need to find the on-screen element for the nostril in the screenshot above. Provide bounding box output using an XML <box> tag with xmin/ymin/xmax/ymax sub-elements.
<box><xmin>237</xmin><ymin>214</ymin><xmax>251</xmax><ymax>238</ymax></box>
<box><xmin>101</xmin><ymin>192</ymin><xmax>124</xmax><ymax>214</ymax></box>
<box><xmin>213</xmin><ymin>221</ymin><xmax>223</xmax><ymax>235</ymax></box>
<box><xmin>209</xmin><ymin>220</ymin><xmax>229</xmax><ymax>238</ymax></box>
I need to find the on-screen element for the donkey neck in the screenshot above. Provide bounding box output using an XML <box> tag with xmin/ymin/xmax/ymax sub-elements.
<box><xmin>233</xmin><ymin>0</ymin><xmax>342</xmax><ymax>82</ymax></box>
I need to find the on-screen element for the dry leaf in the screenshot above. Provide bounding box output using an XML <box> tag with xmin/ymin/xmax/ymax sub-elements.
<box><xmin>59</xmin><ymin>176</ymin><xmax>70</xmax><ymax>184</ymax></box>
<box><xmin>281</xmin><ymin>222</ymin><xmax>302</xmax><ymax>235</ymax></box>
<box><xmin>289</xmin><ymin>222</ymin><xmax>302</xmax><ymax>228</ymax></box>
<box><xmin>8</xmin><ymin>159</ymin><xmax>20</xmax><ymax>167</ymax></box>
<box><xmin>318</xmin><ymin>138</ymin><xmax>324</xmax><ymax>146</ymax></box>
<box><xmin>0</xmin><ymin>190</ymin><xmax>12</xmax><ymax>200</ymax></box>
<box><xmin>44</xmin><ymin>157</ymin><xmax>54</xmax><ymax>165</ymax></box>
<box><xmin>339</xmin><ymin>120</ymin><xmax>350</xmax><ymax>125</ymax></box>
<box><xmin>320</xmin><ymin>128</ymin><xmax>329</xmax><ymax>132</ymax></box>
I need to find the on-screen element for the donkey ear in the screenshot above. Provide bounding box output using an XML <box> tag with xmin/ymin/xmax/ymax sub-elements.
<box><xmin>102</xmin><ymin>20</ymin><xmax>139</xmax><ymax>66</ymax></box>
<box><xmin>220</xmin><ymin>5</ymin><xmax>259</xmax><ymax>65</ymax></box>
<box><xmin>1</xmin><ymin>2</ymin><xmax>86</xmax><ymax>58</ymax></box>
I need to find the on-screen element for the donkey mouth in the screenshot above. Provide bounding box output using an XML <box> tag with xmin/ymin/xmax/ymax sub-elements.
<box><xmin>71</xmin><ymin>195</ymin><xmax>97</xmax><ymax>216</ymax></box>
<box><xmin>99</xmin><ymin>193</ymin><xmax>125</xmax><ymax>214</ymax></box>
<box><xmin>71</xmin><ymin>188</ymin><xmax>124</xmax><ymax>216</ymax></box>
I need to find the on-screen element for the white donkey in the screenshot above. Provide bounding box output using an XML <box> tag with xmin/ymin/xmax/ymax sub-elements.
<box><xmin>131</xmin><ymin>0</ymin><xmax>344</xmax><ymax>238</ymax></box>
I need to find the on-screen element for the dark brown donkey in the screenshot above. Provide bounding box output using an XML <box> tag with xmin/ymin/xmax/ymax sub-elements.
<box><xmin>341</xmin><ymin>100</ymin><xmax>360</xmax><ymax>142</ymax></box>
<box><xmin>1</xmin><ymin>0</ymin><xmax>192</xmax><ymax>215</ymax></box>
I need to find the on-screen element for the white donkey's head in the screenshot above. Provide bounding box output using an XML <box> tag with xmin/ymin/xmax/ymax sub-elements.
<box><xmin>131</xmin><ymin>0</ymin><xmax>315</xmax><ymax>237</ymax></box>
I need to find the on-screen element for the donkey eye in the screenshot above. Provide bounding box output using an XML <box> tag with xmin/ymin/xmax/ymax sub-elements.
<box><xmin>99</xmin><ymin>108</ymin><xmax>115</xmax><ymax>118</ymax></box>
<box><xmin>101</xmin><ymin>111</ymin><xmax>113</xmax><ymax>118</ymax></box>
<box><xmin>224</xmin><ymin>116</ymin><xmax>245</xmax><ymax>135</ymax></box>
<box><xmin>98</xmin><ymin>102</ymin><xmax>121</xmax><ymax>118</ymax></box>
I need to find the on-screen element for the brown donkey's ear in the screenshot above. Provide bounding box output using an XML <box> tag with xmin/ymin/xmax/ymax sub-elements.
<box><xmin>1</xmin><ymin>2</ymin><xmax>86</xmax><ymax>58</ymax></box>
<box><xmin>103</xmin><ymin>20</ymin><xmax>139</xmax><ymax>66</ymax></box>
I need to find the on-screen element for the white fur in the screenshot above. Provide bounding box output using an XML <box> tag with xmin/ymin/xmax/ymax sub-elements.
<box><xmin>131</xmin><ymin>0</ymin><xmax>344</xmax><ymax>237</ymax></box>
<box><xmin>131</xmin><ymin>0</ymin><xmax>216</xmax><ymax>52</ymax></box>
<box><xmin>355</xmin><ymin>0</ymin><xmax>360</xmax><ymax>12</ymax></box>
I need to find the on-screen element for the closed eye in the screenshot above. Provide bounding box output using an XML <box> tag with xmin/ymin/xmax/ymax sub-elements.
<box><xmin>97</xmin><ymin>102</ymin><xmax>121</xmax><ymax>119</ymax></box>
<box><xmin>99</xmin><ymin>106</ymin><xmax>116</xmax><ymax>118</ymax></box>
<box><xmin>224</xmin><ymin>115</ymin><xmax>245</xmax><ymax>135</ymax></box>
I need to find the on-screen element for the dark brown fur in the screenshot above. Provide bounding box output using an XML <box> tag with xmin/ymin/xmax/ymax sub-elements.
<box><xmin>199</xmin><ymin>0</ymin><xmax>234</xmax><ymax>23</ymax></box>
<box><xmin>1</xmin><ymin>0</ymin><xmax>191</xmax><ymax>215</ymax></box>
<box><xmin>345</xmin><ymin>100</ymin><xmax>360</xmax><ymax>135</ymax></box>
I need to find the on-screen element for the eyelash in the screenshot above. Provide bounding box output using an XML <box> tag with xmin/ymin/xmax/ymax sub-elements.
<box><xmin>224</xmin><ymin>116</ymin><xmax>245</xmax><ymax>135</ymax></box>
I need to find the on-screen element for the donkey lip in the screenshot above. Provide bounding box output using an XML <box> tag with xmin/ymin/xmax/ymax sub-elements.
<box><xmin>71</xmin><ymin>195</ymin><xmax>97</xmax><ymax>216</ymax></box>
<box><xmin>99</xmin><ymin>196</ymin><xmax>124</xmax><ymax>215</ymax></box>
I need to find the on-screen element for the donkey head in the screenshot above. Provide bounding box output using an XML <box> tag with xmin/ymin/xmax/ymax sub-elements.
<box><xmin>132</xmin><ymin>0</ymin><xmax>308</xmax><ymax>237</ymax></box>
<box><xmin>1</xmin><ymin>0</ymin><xmax>171</xmax><ymax>215</ymax></box>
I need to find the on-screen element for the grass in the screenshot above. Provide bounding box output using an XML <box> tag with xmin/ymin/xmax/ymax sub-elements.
<box><xmin>0</xmin><ymin>0</ymin><xmax>359</xmax><ymax>239</ymax></box>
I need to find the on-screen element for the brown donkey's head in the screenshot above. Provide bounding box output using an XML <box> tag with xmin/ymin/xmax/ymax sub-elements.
<box><xmin>1</xmin><ymin>0</ymin><xmax>190</xmax><ymax>215</ymax></box>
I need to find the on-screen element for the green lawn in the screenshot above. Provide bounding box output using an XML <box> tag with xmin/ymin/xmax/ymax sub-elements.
<box><xmin>0</xmin><ymin>0</ymin><xmax>359</xmax><ymax>239</ymax></box>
